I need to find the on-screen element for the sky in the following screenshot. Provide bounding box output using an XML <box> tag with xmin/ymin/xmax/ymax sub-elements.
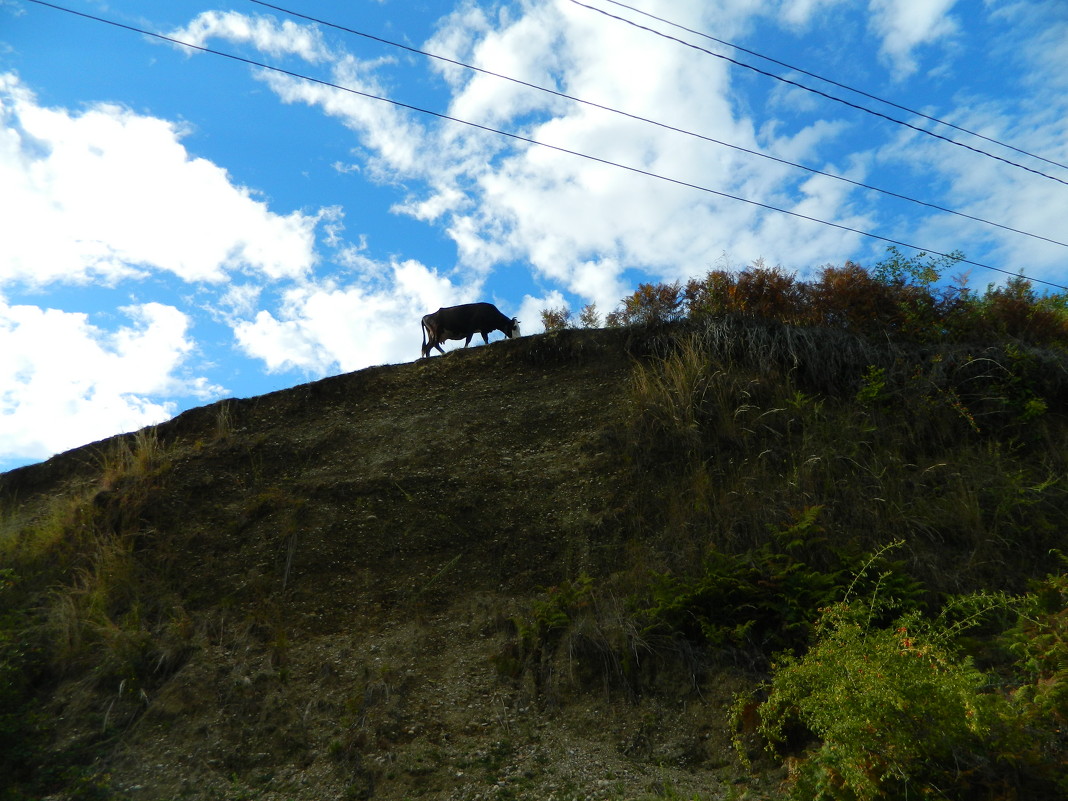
<box><xmin>1</xmin><ymin>0</ymin><xmax>1066</xmax><ymax>472</ymax></box>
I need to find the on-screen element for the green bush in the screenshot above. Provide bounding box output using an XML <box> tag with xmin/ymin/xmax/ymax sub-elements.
<box><xmin>747</xmin><ymin>600</ymin><xmax>999</xmax><ymax>799</ymax></box>
<box><xmin>742</xmin><ymin>576</ymin><xmax>1068</xmax><ymax>800</ymax></box>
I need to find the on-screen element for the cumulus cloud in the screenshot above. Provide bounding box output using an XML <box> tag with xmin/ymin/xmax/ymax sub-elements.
<box><xmin>777</xmin><ymin>0</ymin><xmax>848</xmax><ymax>28</ymax></box>
<box><xmin>232</xmin><ymin>258</ymin><xmax>473</xmax><ymax>372</ymax></box>
<box><xmin>0</xmin><ymin>299</ymin><xmax>211</xmax><ymax>461</ymax></box>
<box><xmin>158</xmin><ymin>3</ymin><xmax>871</xmax><ymax>316</ymax></box>
<box><xmin>867</xmin><ymin>0</ymin><xmax>960</xmax><ymax>77</ymax></box>
<box><xmin>175</xmin><ymin>4</ymin><xmax>864</xmax><ymax>315</ymax></box>
<box><xmin>0</xmin><ymin>70</ymin><xmax>329</xmax><ymax>465</ymax></box>
<box><xmin>0</xmin><ymin>72</ymin><xmax>322</xmax><ymax>287</ymax></box>
<box><xmin>413</xmin><ymin>0</ymin><xmax>864</xmax><ymax>300</ymax></box>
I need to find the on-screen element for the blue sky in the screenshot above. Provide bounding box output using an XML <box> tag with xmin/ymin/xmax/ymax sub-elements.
<box><xmin>1</xmin><ymin>0</ymin><xmax>1066</xmax><ymax>471</ymax></box>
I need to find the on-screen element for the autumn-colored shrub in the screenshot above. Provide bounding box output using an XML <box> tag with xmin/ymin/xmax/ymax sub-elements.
<box><xmin>810</xmin><ymin>261</ymin><xmax>903</xmax><ymax>335</ymax></box>
<box><xmin>577</xmin><ymin>303</ymin><xmax>602</xmax><ymax>328</ymax></box>
<box><xmin>540</xmin><ymin>305</ymin><xmax>572</xmax><ymax>332</ymax></box>
<box><xmin>967</xmin><ymin>276</ymin><xmax>1068</xmax><ymax>344</ymax></box>
<box><xmin>683</xmin><ymin>269</ymin><xmax>736</xmax><ymax>319</ymax></box>
<box><xmin>731</xmin><ymin>262</ymin><xmax>807</xmax><ymax>323</ymax></box>
<box><xmin>606</xmin><ymin>281</ymin><xmax>684</xmax><ymax>327</ymax></box>
<box><xmin>549</xmin><ymin>246</ymin><xmax>1066</xmax><ymax>350</ymax></box>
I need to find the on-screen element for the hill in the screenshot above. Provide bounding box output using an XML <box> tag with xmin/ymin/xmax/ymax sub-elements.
<box><xmin>2</xmin><ymin>318</ymin><xmax>1066</xmax><ymax>800</ymax></box>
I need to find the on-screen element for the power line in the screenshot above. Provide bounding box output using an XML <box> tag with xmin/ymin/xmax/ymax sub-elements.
<box><xmin>21</xmin><ymin>0</ymin><xmax>1068</xmax><ymax>292</ymax></box>
<box><xmin>596</xmin><ymin>0</ymin><xmax>1068</xmax><ymax>174</ymax></box>
<box><xmin>570</xmin><ymin>0</ymin><xmax>1068</xmax><ymax>189</ymax></box>
<box><xmin>247</xmin><ymin>0</ymin><xmax>1068</xmax><ymax>251</ymax></box>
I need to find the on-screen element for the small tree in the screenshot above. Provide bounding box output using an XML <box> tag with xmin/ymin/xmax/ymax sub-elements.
<box><xmin>578</xmin><ymin>303</ymin><xmax>601</xmax><ymax>329</ymax></box>
<box><xmin>540</xmin><ymin>305</ymin><xmax>572</xmax><ymax>332</ymax></box>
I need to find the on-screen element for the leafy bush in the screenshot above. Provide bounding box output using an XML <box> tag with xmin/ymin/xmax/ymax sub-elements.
<box><xmin>732</xmin><ymin>261</ymin><xmax>806</xmax><ymax>323</ymax></box>
<box><xmin>538</xmin><ymin>303</ymin><xmax>603</xmax><ymax>331</ymax></box>
<box><xmin>639</xmin><ymin>510</ymin><xmax>866</xmax><ymax>660</ymax></box>
<box><xmin>540</xmin><ymin>305</ymin><xmax>572</xmax><ymax>332</ymax></box>
<box><xmin>578</xmin><ymin>303</ymin><xmax>602</xmax><ymax>328</ymax></box>
<box><xmin>747</xmin><ymin>600</ymin><xmax>999</xmax><ymax>800</ymax></box>
<box><xmin>741</xmin><ymin>573</ymin><xmax>1068</xmax><ymax>800</ymax></box>
<box><xmin>997</xmin><ymin>565</ymin><xmax>1068</xmax><ymax>789</ymax></box>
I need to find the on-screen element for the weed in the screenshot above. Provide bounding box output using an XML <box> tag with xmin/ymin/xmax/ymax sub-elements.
<box><xmin>214</xmin><ymin>400</ymin><xmax>237</xmax><ymax>441</ymax></box>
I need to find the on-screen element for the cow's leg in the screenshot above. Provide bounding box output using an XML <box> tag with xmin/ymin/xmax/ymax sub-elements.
<box><xmin>463</xmin><ymin>334</ymin><xmax>474</xmax><ymax>348</ymax></box>
<box><xmin>480</xmin><ymin>331</ymin><xmax>490</xmax><ymax>345</ymax></box>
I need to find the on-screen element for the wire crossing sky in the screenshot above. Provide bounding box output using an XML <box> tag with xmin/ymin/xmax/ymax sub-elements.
<box><xmin>240</xmin><ymin>0</ymin><xmax>1068</xmax><ymax>252</ymax></box>
<box><xmin>1</xmin><ymin>0</ymin><xmax>1066</xmax><ymax>472</ymax></box>
<box><xmin>25</xmin><ymin>0</ymin><xmax>1068</xmax><ymax>278</ymax></box>
<box><xmin>571</xmin><ymin>0</ymin><xmax>1068</xmax><ymax>187</ymax></box>
<box><xmin>594</xmin><ymin>0</ymin><xmax>1068</xmax><ymax>174</ymax></box>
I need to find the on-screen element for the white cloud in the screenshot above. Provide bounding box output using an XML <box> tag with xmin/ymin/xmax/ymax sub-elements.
<box><xmin>0</xmin><ymin>72</ymin><xmax>321</xmax><ymax>288</ymax></box>
<box><xmin>0</xmin><ymin>299</ymin><xmax>210</xmax><ymax>462</ymax></box>
<box><xmin>409</xmin><ymin>0</ymin><xmax>863</xmax><ymax>299</ymax></box>
<box><xmin>867</xmin><ymin>0</ymin><xmax>960</xmax><ymax>77</ymax></box>
<box><xmin>232</xmin><ymin>258</ymin><xmax>474</xmax><ymax>372</ymax></box>
<box><xmin>168</xmin><ymin>3</ymin><xmax>865</xmax><ymax>314</ymax></box>
<box><xmin>778</xmin><ymin>0</ymin><xmax>848</xmax><ymax>28</ymax></box>
<box><xmin>167</xmin><ymin>10</ymin><xmax>331</xmax><ymax>62</ymax></box>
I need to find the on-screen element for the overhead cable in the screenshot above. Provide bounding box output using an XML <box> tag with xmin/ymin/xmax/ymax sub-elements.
<box><xmin>247</xmin><ymin>0</ymin><xmax>1068</xmax><ymax>251</ymax></box>
<box><xmin>569</xmin><ymin>0</ymin><xmax>1068</xmax><ymax>189</ymax></box>
<box><xmin>596</xmin><ymin>0</ymin><xmax>1068</xmax><ymax>174</ymax></box>
<box><xmin>21</xmin><ymin>0</ymin><xmax>1068</xmax><ymax>291</ymax></box>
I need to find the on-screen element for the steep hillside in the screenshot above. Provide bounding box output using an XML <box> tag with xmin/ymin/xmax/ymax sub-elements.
<box><xmin>1</xmin><ymin>328</ymin><xmax>760</xmax><ymax>800</ymax></box>
<box><xmin>2</xmin><ymin>319</ymin><xmax>1066</xmax><ymax>801</ymax></box>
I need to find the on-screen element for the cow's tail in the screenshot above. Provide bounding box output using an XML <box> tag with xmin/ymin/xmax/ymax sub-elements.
<box><xmin>420</xmin><ymin>317</ymin><xmax>429</xmax><ymax>358</ymax></box>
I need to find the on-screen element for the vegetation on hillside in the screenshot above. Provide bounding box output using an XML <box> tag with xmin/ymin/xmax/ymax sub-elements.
<box><xmin>528</xmin><ymin>250</ymin><xmax>1068</xmax><ymax>798</ymax></box>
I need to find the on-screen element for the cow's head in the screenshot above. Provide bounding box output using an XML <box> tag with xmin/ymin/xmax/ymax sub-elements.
<box><xmin>508</xmin><ymin>317</ymin><xmax>521</xmax><ymax>338</ymax></box>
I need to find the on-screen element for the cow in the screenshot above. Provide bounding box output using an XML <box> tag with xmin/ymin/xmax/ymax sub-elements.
<box><xmin>421</xmin><ymin>302</ymin><xmax>521</xmax><ymax>358</ymax></box>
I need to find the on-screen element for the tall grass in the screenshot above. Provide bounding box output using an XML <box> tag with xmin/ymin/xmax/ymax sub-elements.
<box><xmin>623</xmin><ymin>325</ymin><xmax>1066</xmax><ymax>592</ymax></box>
<box><xmin>1</xmin><ymin>427</ymin><xmax>197</xmax><ymax>687</ymax></box>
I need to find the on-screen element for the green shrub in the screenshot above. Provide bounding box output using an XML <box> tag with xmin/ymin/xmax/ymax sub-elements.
<box><xmin>996</xmin><ymin>565</ymin><xmax>1068</xmax><ymax>791</ymax></box>
<box><xmin>641</xmin><ymin>510</ymin><xmax>838</xmax><ymax>656</ymax></box>
<box><xmin>746</xmin><ymin>599</ymin><xmax>1002</xmax><ymax>799</ymax></box>
<box><xmin>742</xmin><ymin>575</ymin><xmax>1068</xmax><ymax>800</ymax></box>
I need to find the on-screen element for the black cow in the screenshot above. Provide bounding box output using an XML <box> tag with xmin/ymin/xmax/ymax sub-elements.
<box><xmin>421</xmin><ymin>302</ymin><xmax>521</xmax><ymax>358</ymax></box>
